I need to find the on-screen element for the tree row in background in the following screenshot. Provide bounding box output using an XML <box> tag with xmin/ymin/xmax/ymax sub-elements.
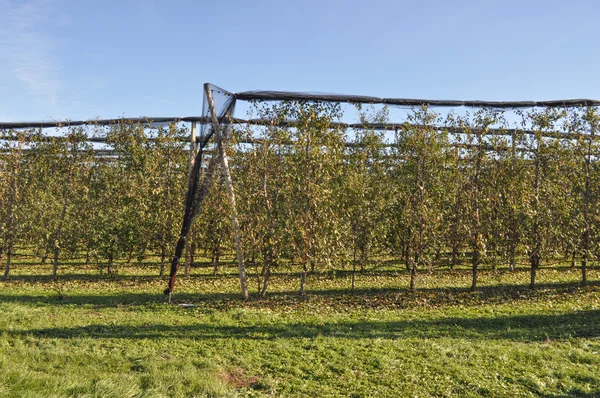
<box><xmin>229</xmin><ymin>103</ymin><xmax>599</xmax><ymax>295</ymax></box>
<box><xmin>0</xmin><ymin>122</ymin><xmax>188</xmax><ymax>278</ymax></box>
<box><xmin>1</xmin><ymin>105</ymin><xmax>599</xmax><ymax>295</ymax></box>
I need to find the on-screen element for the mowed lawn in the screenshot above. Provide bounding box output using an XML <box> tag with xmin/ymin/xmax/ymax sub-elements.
<box><xmin>1</xmin><ymin>263</ymin><xmax>599</xmax><ymax>397</ymax></box>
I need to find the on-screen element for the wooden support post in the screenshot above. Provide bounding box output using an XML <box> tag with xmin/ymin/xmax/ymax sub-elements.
<box><xmin>204</xmin><ymin>83</ymin><xmax>249</xmax><ymax>300</ymax></box>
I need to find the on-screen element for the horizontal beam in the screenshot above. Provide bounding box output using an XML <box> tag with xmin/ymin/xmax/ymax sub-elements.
<box><xmin>2</xmin><ymin>117</ymin><xmax>598</xmax><ymax>143</ymax></box>
<box><xmin>234</xmin><ymin>90</ymin><xmax>600</xmax><ymax>109</ymax></box>
<box><xmin>3</xmin><ymin>126</ymin><xmax>597</xmax><ymax>145</ymax></box>
<box><xmin>0</xmin><ymin>117</ymin><xmax>207</xmax><ymax>130</ymax></box>
<box><xmin>3</xmin><ymin>143</ymin><xmax>599</xmax><ymax>159</ymax></box>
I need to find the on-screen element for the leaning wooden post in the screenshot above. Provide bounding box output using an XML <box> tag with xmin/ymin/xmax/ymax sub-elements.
<box><xmin>204</xmin><ymin>83</ymin><xmax>249</xmax><ymax>300</ymax></box>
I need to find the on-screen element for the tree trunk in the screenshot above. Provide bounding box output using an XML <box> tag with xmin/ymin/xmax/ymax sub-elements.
<box><xmin>260</xmin><ymin>267</ymin><xmax>271</xmax><ymax>297</ymax></box>
<box><xmin>107</xmin><ymin>253</ymin><xmax>114</xmax><ymax>277</ymax></box>
<box><xmin>51</xmin><ymin>153</ymin><xmax>74</xmax><ymax>279</ymax></box>
<box><xmin>352</xmin><ymin>228</ymin><xmax>357</xmax><ymax>291</ymax></box>
<box><xmin>4</xmin><ymin>140</ymin><xmax>21</xmax><ymax>281</ymax></box>
<box><xmin>509</xmin><ymin>244</ymin><xmax>516</xmax><ymax>271</ymax></box>
<box><xmin>404</xmin><ymin>242</ymin><xmax>411</xmax><ymax>272</ymax></box>
<box><xmin>433</xmin><ymin>246</ymin><xmax>441</xmax><ymax>270</ymax></box>
<box><xmin>299</xmin><ymin>262</ymin><xmax>307</xmax><ymax>297</ymax></box>
<box><xmin>259</xmin><ymin>250</ymin><xmax>274</xmax><ymax>297</ymax></box>
<box><xmin>159</xmin><ymin>247</ymin><xmax>166</xmax><ymax>276</ymax></box>
<box><xmin>184</xmin><ymin>241</ymin><xmax>191</xmax><ymax>277</ymax></box>
<box><xmin>470</xmin><ymin>131</ymin><xmax>483</xmax><ymax>292</ymax></box>
<box><xmin>126</xmin><ymin>249</ymin><xmax>134</xmax><ymax>265</ymax></box>
<box><xmin>529</xmin><ymin>236</ymin><xmax>540</xmax><ymax>289</ymax></box>
<box><xmin>581</xmin><ymin>134</ymin><xmax>592</xmax><ymax>287</ymax></box>
<box><xmin>508</xmin><ymin>206</ymin><xmax>518</xmax><ymax>272</ymax></box>
<box><xmin>409</xmin><ymin>260</ymin><xmax>417</xmax><ymax>293</ymax></box>
<box><xmin>529</xmin><ymin>249</ymin><xmax>540</xmax><ymax>289</ymax></box>
<box><xmin>52</xmin><ymin>246</ymin><xmax>60</xmax><ymax>280</ymax></box>
<box><xmin>360</xmin><ymin>249</ymin><xmax>367</xmax><ymax>273</ymax></box>
<box><xmin>471</xmin><ymin>246</ymin><xmax>479</xmax><ymax>291</ymax></box>
<box><xmin>452</xmin><ymin>148</ymin><xmax>463</xmax><ymax>272</ymax></box>
<box><xmin>3</xmin><ymin>250</ymin><xmax>11</xmax><ymax>280</ymax></box>
<box><xmin>41</xmin><ymin>249</ymin><xmax>49</xmax><ymax>264</ymax></box>
<box><xmin>530</xmin><ymin>140</ymin><xmax>541</xmax><ymax>289</ymax></box>
<box><xmin>509</xmin><ymin>128</ymin><xmax>518</xmax><ymax>273</ymax></box>
<box><xmin>451</xmin><ymin>245</ymin><xmax>458</xmax><ymax>270</ymax></box>
<box><xmin>259</xmin><ymin>154</ymin><xmax>276</xmax><ymax>297</ymax></box>
<box><xmin>212</xmin><ymin>248</ymin><xmax>220</xmax><ymax>277</ymax></box>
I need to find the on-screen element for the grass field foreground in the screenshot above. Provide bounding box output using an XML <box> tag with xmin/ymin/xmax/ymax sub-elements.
<box><xmin>1</xmin><ymin>264</ymin><xmax>599</xmax><ymax>397</ymax></box>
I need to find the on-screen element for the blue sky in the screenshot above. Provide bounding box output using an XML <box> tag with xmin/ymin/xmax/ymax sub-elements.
<box><xmin>1</xmin><ymin>0</ymin><xmax>599</xmax><ymax>122</ymax></box>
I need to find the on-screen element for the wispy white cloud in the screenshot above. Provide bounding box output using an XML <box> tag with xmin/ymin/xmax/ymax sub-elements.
<box><xmin>0</xmin><ymin>0</ymin><xmax>62</xmax><ymax>107</ymax></box>
<box><xmin>143</xmin><ymin>95</ymin><xmax>177</xmax><ymax>105</ymax></box>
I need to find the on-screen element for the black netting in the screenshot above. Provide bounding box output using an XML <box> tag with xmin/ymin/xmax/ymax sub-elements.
<box><xmin>165</xmin><ymin>84</ymin><xmax>238</xmax><ymax>297</ymax></box>
<box><xmin>199</xmin><ymin>84</ymin><xmax>236</xmax><ymax>145</ymax></box>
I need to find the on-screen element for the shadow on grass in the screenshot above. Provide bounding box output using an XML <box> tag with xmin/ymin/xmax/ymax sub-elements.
<box><xmin>2</xmin><ymin>274</ymin><xmax>167</xmax><ymax>283</ymax></box>
<box><xmin>4</xmin><ymin>264</ymin><xmax>597</xmax><ymax>284</ymax></box>
<box><xmin>545</xmin><ymin>390</ymin><xmax>600</xmax><ymax>398</ymax></box>
<box><xmin>4</xmin><ymin>309</ymin><xmax>600</xmax><ymax>342</ymax></box>
<box><xmin>0</xmin><ymin>280</ymin><xmax>598</xmax><ymax>309</ymax></box>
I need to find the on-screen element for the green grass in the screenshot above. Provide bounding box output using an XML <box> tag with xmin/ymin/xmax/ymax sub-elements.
<box><xmin>1</xmin><ymin>263</ymin><xmax>599</xmax><ymax>397</ymax></box>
